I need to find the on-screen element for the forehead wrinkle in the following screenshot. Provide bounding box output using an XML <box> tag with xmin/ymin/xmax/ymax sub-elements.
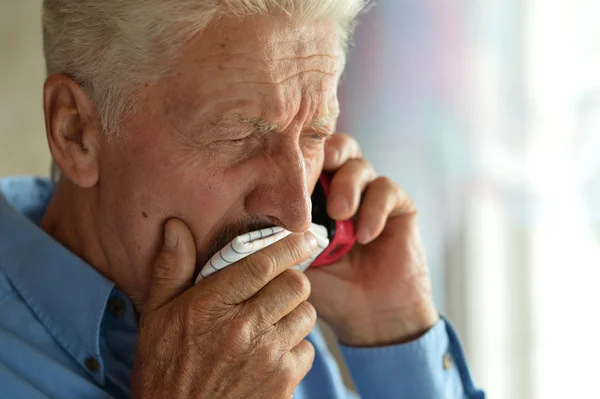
<box><xmin>266</xmin><ymin>53</ymin><xmax>340</xmax><ymax>63</ymax></box>
<box><xmin>205</xmin><ymin>52</ymin><xmax>340</xmax><ymax>63</ymax></box>
<box><xmin>208</xmin><ymin>57</ymin><xmax>340</xmax><ymax>87</ymax></box>
<box><xmin>177</xmin><ymin>46</ymin><xmax>339</xmax><ymax>137</ymax></box>
<box><xmin>189</xmin><ymin>70</ymin><xmax>338</xmax><ymax>136</ymax></box>
<box><xmin>204</xmin><ymin>38</ymin><xmax>341</xmax><ymax>85</ymax></box>
<box><xmin>274</xmin><ymin>69</ymin><xmax>338</xmax><ymax>86</ymax></box>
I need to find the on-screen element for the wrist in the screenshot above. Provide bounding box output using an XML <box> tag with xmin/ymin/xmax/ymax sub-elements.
<box><xmin>333</xmin><ymin>302</ymin><xmax>439</xmax><ymax>347</ymax></box>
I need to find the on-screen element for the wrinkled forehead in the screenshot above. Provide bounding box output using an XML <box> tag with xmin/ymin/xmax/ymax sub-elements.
<box><xmin>199</xmin><ymin>15</ymin><xmax>343</xmax><ymax>64</ymax></box>
<box><xmin>156</xmin><ymin>16</ymin><xmax>343</xmax><ymax>129</ymax></box>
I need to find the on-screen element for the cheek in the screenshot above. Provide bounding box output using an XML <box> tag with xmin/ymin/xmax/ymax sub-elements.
<box><xmin>170</xmin><ymin>156</ymin><xmax>260</xmax><ymax>230</ymax></box>
<box><xmin>102</xmin><ymin>119</ymin><xmax>324</xmax><ymax>261</ymax></box>
<box><xmin>100</xmin><ymin>129</ymin><xmax>230</xmax><ymax>237</ymax></box>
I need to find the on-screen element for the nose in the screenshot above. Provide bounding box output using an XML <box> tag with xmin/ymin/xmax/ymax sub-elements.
<box><xmin>245</xmin><ymin>144</ymin><xmax>313</xmax><ymax>233</ymax></box>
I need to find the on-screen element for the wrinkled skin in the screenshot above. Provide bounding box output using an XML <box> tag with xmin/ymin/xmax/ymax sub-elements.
<box><xmin>42</xmin><ymin>13</ymin><xmax>438</xmax><ymax>399</ymax></box>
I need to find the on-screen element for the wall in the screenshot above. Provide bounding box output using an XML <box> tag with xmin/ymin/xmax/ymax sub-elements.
<box><xmin>0</xmin><ymin>2</ymin><xmax>49</xmax><ymax>178</ymax></box>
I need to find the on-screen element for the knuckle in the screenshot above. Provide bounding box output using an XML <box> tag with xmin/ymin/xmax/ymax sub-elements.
<box><xmin>258</xmin><ymin>341</ymin><xmax>283</xmax><ymax>365</ymax></box>
<box><xmin>336</xmin><ymin>158</ymin><xmax>372</xmax><ymax>184</ymax></box>
<box><xmin>278</xmin><ymin>359</ymin><xmax>299</xmax><ymax>385</ymax></box>
<box><xmin>245</xmin><ymin>251</ymin><xmax>278</xmax><ymax>286</ymax></box>
<box><xmin>297</xmin><ymin>301</ymin><xmax>317</xmax><ymax>326</ymax></box>
<box><xmin>299</xmin><ymin>340</ymin><xmax>316</xmax><ymax>359</ymax></box>
<box><xmin>226</xmin><ymin>316</ymin><xmax>257</xmax><ymax>350</ymax></box>
<box><xmin>282</xmin><ymin>270</ymin><xmax>311</xmax><ymax>301</ymax></box>
<box><xmin>277</xmin><ymin>236</ymin><xmax>307</xmax><ymax>266</ymax></box>
<box><xmin>354</xmin><ymin>157</ymin><xmax>371</xmax><ymax>169</ymax></box>
<box><xmin>329</xmin><ymin>132</ymin><xmax>348</xmax><ymax>144</ymax></box>
<box><xmin>329</xmin><ymin>133</ymin><xmax>362</xmax><ymax>160</ymax></box>
<box><xmin>294</xmin><ymin>341</ymin><xmax>316</xmax><ymax>372</ymax></box>
<box><xmin>357</xmin><ymin>159</ymin><xmax>376</xmax><ymax>179</ymax></box>
<box><xmin>373</xmin><ymin>176</ymin><xmax>402</xmax><ymax>197</ymax></box>
<box><xmin>303</xmin><ymin>341</ymin><xmax>316</xmax><ymax>364</ymax></box>
<box><xmin>340</xmin><ymin>134</ymin><xmax>361</xmax><ymax>157</ymax></box>
<box><xmin>285</xmin><ymin>234</ymin><xmax>308</xmax><ymax>258</ymax></box>
<box><xmin>375</xmin><ymin>175</ymin><xmax>395</xmax><ymax>189</ymax></box>
<box><xmin>374</xmin><ymin>177</ymin><xmax>414</xmax><ymax>210</ymax></box>
<box><xmin>336</xmin><ymin>132</ymin><xmax>355</xmax><ymax>147</ymax></box>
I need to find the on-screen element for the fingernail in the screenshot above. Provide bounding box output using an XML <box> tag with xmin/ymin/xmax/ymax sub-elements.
<box><xmin>357</xmin><ymin>227</ymin><xmax>372</xmax><ymax>244</ymax></box>
<box><xmin>164</xmin><ymin>224</ymin><xmax>178</xmax><ymax>249</ymax></box>
<box><xmin>330</xmin><ymin>194</ymin><xmax>350</xmax><ymax>216</ymax></box>
<box><xmin>304</xmin><ymin>231</ymin><xmax>318</xmax><ymax>250</ymax></box>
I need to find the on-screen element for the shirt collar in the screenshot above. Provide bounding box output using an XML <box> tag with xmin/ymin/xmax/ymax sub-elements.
<box><xmin>0</xmin><ymin>177</ymin><xmax>115</xmax><ymax>385</ymax></box>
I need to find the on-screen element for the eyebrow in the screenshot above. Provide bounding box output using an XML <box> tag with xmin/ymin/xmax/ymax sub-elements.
<box><xmin>308</xmin><ymin>112</ymin><xmax>339</xmax><ymax>133</ymax></box>
<box><xmin>214</xmin><ymin>109</ymin><xmax>340</xmax><ymax>135</ymax></box>
<box><xmin>237</xmin><ymin>115</ymin><xmax>280</xmax><ymax>134</ymax></box>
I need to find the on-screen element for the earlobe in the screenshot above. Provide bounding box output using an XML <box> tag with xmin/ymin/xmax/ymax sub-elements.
<box><xmin>44</xmin><ymin>74</ymin><xmax>103</xmax><ymax>188</ymax></box>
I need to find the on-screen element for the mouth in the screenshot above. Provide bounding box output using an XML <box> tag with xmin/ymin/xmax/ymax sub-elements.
<box><xmin>193</xmin><ymin>218</ymin><xmax>279</xmax><ymax>277</ymax></box>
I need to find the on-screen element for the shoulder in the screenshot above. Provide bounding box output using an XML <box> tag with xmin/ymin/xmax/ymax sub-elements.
<box><xmin>0</xmin><ymin>177</ymin><xmax>54</xmax><ymax>224</ymax></box>
<box><xmin>0</xmin><ymin>176</ymin><xmax>54</xmax><ymax>200</ymax></box>
<box><xmin>0</xmin><ymin>269</ymin><xmax>97</xmax><ymax>399</ymax></box>
<box><xmin>0</xmin><ymin>268</ymin><xmax>59</xmax><ymax>357</ymax></box>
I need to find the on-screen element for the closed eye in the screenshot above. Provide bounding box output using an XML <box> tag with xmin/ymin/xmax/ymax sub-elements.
<box><xmin>306</xmin><ymin>131</ymin><xmax>333</xmax><ymax>141</ymax></box>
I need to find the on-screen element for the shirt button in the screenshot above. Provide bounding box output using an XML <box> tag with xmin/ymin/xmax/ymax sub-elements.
<box><xmin>108</xmin><ymin>297</ymin><xmax>126</xmax><ymax>318</ymax></box>
<box><xmin>443</xmin><ymin>352</ymin><xmax>453</xmax><ymax>370</ymax></box>
<box><xmin>85</xmin><ymin>357</ymin><xmax>100</xmax><ymax>372</ymax></box>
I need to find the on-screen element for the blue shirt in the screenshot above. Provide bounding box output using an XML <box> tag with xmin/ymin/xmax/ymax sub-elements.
<box><xmin>0</xmin><ymin>177</ymin><xmax>484</xmax><ymax>398</ymax></box>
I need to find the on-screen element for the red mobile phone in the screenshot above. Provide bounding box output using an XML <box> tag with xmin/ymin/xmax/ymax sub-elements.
<box><xmin>310</xmin><ymin>173</ymin><xmax>356</xmax><ymax>267</ymax></box>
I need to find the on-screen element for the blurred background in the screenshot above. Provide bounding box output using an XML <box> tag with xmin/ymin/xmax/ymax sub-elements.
<box><xmin>2</xmin><ymin>1</ymin><xmax>599</xmax><ymax>398</ymax></box>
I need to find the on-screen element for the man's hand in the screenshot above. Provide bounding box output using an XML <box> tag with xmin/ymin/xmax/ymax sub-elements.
<box><xmin>305</xmin><ymin>134</ymin><xmax>439</xmax><ymax>347</ymax></box>
<box><xmin>131</xmin><ymin>219</ymin><xmax>318</xmax><ymax>399</ymax></box>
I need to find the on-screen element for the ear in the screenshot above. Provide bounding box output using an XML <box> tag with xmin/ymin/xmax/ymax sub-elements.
<box><xmin>44</xmin><ymin>74</ymin><xmax>104</xmax><ymax>188</ymax></box>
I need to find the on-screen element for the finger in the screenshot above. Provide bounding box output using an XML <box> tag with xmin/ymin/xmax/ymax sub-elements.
<box><xmin>145</xmin><ymin>219</ymin><xmax>197</xmax><ymax>312</ymax></box>
<box><xmin>275</xmin><ymin>301</ymin><xmax>317</xmax><ymax>349</ymax></box>
<box><xmin>355</xmin><ymin>177</ymin><xmax>416</xmax><ymax>244</ymax></box>
<box><xmin>204</xmin><ymin>231</ymin><xmax>318</xmax><ymax>304</ymax></box>
<box><xmin>323</xmin><ymin>133</ymin><xmax>361</xmax><ymax>170</ymax></box>
<box><xmin>246</xmin><ymin>270</ymin><xmax>311</xmax><ymax>326</ymax></box>
<box><xmin>326</xmin><ymin>158</ymin><xmax>377</xmax><ymax>220</ymax></box>
<box><xmin>287</xmin><ymin>340</ymin><xmax>316</xmax><ymax>383</ymax></box>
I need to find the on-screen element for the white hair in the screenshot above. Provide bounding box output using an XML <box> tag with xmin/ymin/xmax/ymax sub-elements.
<box><xmin>42</xmin><ymin>0</ymin><xmax>368</xmax><ymax>137</ymax></box>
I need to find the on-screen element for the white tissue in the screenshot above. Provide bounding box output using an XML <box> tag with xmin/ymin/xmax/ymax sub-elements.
<box><xmin>195</xmin><ymin>223</ymin><xmax>329</xmax><ymax>283</ymax></box>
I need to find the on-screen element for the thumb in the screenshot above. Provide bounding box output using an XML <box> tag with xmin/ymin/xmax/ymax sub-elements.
<box><xmin>145</xmin><ymin>219</ymin><xmax>197</xmax><ymax>312</ymax></box>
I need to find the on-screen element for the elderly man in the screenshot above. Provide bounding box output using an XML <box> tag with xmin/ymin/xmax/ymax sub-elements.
<box><xmin>0</xmin><ymin>1</ymin><xmax>483</xmax><ymax>398</ymax></box>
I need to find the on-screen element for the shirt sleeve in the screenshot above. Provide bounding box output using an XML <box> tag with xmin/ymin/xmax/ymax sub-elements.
<box><xmin>339</xmin><ymin>318</ymin><xmax>485</xmax><ymax>399</ymax></box>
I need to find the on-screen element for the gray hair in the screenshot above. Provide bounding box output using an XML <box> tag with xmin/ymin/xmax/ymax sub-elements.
<box><xmin>42</xmin><ymin>0</ymin><xmax>368</xmax><ymax>138</ymax></box>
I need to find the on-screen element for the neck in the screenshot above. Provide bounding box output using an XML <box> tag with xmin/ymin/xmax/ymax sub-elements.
<box><xmin>41</xmin><ymin>179</ymin><xmax>145</xmax><ymax>308</ymax></box>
